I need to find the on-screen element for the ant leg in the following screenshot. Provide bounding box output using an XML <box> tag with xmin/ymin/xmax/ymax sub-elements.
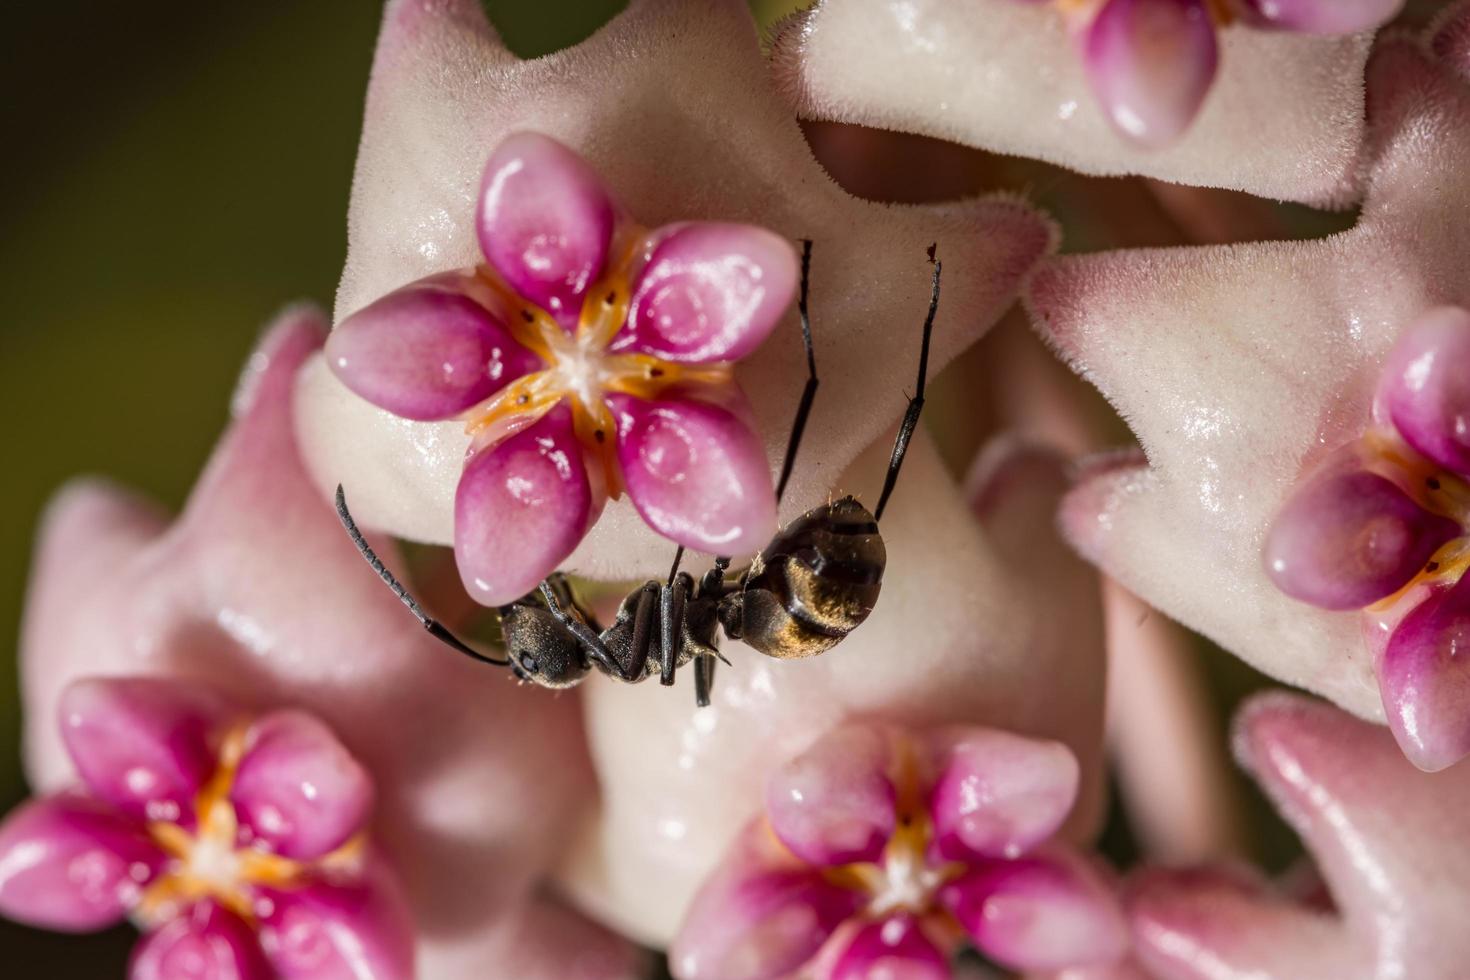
<box><xmin>660</xmin><ymin>550</ymin><xmax>689</xmax><ymax>686</ymax></box>
<box><xmin>545</xmin><ymin>571</ymin><xmax>604</xmax><ymax>632</ymax></box>
<box><xmin>775</xmin><ymin>238</ymin><xmax>819</xmax><ymax>504</ymax></box>
<box><xmin>699</xmin><ymin>555</ymin><xmax>732</xmax><ymax>596</ymax></box>
<box><xmin>537</xmin><ymin>580</ymin><xmax>631</xmax><ymax>681</ymax></box>
<box><xmin>623</xmin><ymin>582</ymin><xmax>659</xmax><ymax>681</ymax></box>
<box><xmin>693</xmin><ymin>654</ymin><xmax>717</xmax><ymax>708</ymax></box>
<box><xmin>335</xmin><ymin>486</ymin><xmax>509</xmax><ymax>668</ymax></box>
<box><xmin>873</xmin><ymin>248</ymin><xmax>941</xmax><ymax>522</ymax></box>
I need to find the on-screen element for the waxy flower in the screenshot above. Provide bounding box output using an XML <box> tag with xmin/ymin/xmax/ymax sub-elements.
<box><xmin>670</xmin><ymin>723</ymin><xmax>1126</xmax><ymax>979</ymax></box>
<box><xmin>1025</xmin><ymin>6</ymin><xmax>1470</xmax><ymax>769</ymax></box>
<box><xmin>0</xmin><ymin>676</ymin><xmax>411</xmax><ymax>979</ymax></box>
<box><xmin>1263</xmin><ymin>308</ymin><xmax>1470</xmax><ymax>769</ymax></box>
<box><xmin>774</xmin><ymin>0</ymin><xmax>1396</xmax><ymax>203</ymax></box>
<box><xmin>19</xmin><ymin>308</ymin><xmax>637</xmax><ymax>977</ymax></box>
<box><xmin>326</xmin><ymin>130</ymin><xmax>796</xmax><ymax>605</ymax></box>
<box><xmin>1126</xmin><ymin>692</ymin><xmax>1470</xmax><ymax>980</ymax></box>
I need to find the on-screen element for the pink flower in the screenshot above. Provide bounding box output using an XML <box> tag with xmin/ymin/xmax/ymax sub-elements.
<box><xmin>670</xmin><ymin>724</ymin><xmax>1126</xmax><ymax>979</ymax></box>
<box><xmin>1263</xmin><ymin>308</ymin><xmax>1470</xmax><ymax>770</ymax></box>
<box><xmin>0</xmin><ymin>675</ymin><xmax>411</xmax><ymax>979</ymax></box>
<box><xmin>326</xmin><ymin>130</ymin><xmax>797</xmax><ymax>604</ymax></box>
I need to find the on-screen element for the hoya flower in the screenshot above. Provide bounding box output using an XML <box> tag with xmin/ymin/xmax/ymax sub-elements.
<box><xmin>326</xmin><ymin>130</ymin><xmax>796</xmax><ymax>604</ymax></box>
<box><xmin>773</xmin><ymin>0</ymin><xmax>1399</xmax><ymax>203</ymax></box>
<box><xmin>295</xmin><ymin>0</ymin><xmax>1055</xmax><ymax>583</ymax></box>
<box><xmin>1126</xmin><ymin>692</ymin><xmax>1470</xmax><ymax>979</ymax></box>
<box><xmin>19</xmin><ymin>308</ymin><xmax>637</xmax><ymax>977</ymax></box>
<box><xmin>670</xmin><ymin>723</ymin><xmax>1127</xmax><ymax>979</ymax></box>
<box><xmin>1025</xmin><ymin>7</ymin><xmax>1470</xmax><ymax>767</ymax></box>
<box><xmin>1263</xmin><ymin>308</ymin><xmax>1470</xmax><ymax>770</ymax></box>
<box><xmin>0</xmin><ymin>675</ymin><xmax>410</xmax><ymax>978</ymax></box>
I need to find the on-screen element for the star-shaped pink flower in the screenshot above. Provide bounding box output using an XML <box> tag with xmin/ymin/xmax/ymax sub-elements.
<box><xmin>293</xmin><ymin>0</ymin><xmax>1055</xmax><ymax>582</ymax></box>
<box><xmin>773</xmin><ymin>0</ymin><xmax>1396</xmax><ymax>204</ymax></box>
<box><xmin>1127</xmin><ymin>692</ymin><xmax>1470</xmax><ymax>980</ymax></box>
<box><xmin>17</xmin><ymin>307</ymin><xmax>637</xmax><ymax>977</ymax></box>
<box><xmin>1025</xmin><ymin>5</ymin><xmax>1470</xmax><ymax>767</ymax></box>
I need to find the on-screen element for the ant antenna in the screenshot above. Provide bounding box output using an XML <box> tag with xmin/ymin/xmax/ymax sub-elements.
<box><xmin>873</xmin><ymin>246</ymin><xmax>941</xmax><ymax>523</ymax></box>
<box><xmin>335</xmin><ymin>485</ymin><xmax>510</xmax><ymax>668</ymax></box>
<box><xmin>667</xmin><ymin>545</ymin><xmax>685</xmax><ymax>585</ymax></box>
<box><xmin>775</xmin><ymin>238</ymin><xmax>818</xmax><ymax>504</ymax></box>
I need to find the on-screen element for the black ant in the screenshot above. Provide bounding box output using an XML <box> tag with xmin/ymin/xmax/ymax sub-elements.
<box><xmin>336</xmin><ymin>241</ymin><xmax>941</xmax><ymax>707</ymax></box>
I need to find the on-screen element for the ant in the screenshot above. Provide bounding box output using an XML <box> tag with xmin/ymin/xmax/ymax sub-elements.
<box><xmin>337</xmin><ymin>241</ymin><xmax>941</xmax><ymax>707</ymax></box>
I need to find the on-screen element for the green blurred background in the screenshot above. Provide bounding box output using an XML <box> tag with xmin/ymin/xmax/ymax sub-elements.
<box><xmin>10</xmin><ymin>0</ymin><xmax>1440</xmax><ymax>971</ymax></box>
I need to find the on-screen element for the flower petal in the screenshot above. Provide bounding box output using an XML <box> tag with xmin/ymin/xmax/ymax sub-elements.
<box><xmin>1377</xmin><ymin>305</ymin><xmax>1470</xmax><ymax>477</ymax></box>
<box><xmin>1234</xmin><ymin>0</ymin><xmax>1403</xmax><ymax>34</ymax></box>
<box><xmin>454</xmin><ymin>403</ymin><xmax>600</xmax><ymax>605</ymax></box>
<box><xmin>829</xmin><ymin>914</ymin><xmax>948</xmax><ymax>980</ymax></box>
<box><xmin>257</xmin><ymin>864</ymin><xmax>414</xmax><ymax>980</ymax></box>
<box><xmin>608</xmin><ymin>392</ymin><xmax>776</xmax><ymax>555</ymax></box>
<box><xmin>130</xmin><ymin>902</ymin><xmax>273</xmax><ymax>980</ymax></box>
<box><xmin>926</xmin><ymin>728</ymin><xmax>1080</xmax><ymax>862</ymax></box>
<box><xmin>477</xmin><ymin>131</ymin><xmax>616</xmax><ymax>331</ymax></box>
<box><xmin>230</xmin><ymin>710</ymin><xmax>374</xmax><ymax>861</ymax></box>
<box><xmin>614</xmin><ymin>223</ymin><xmax>798</xmax><ymax>364</ymax></box>
<box><xmin>326</xmin><ymin>275</ymin><xmax>543</xmax><ymax>421</ymax></box>
<box><xmin>1377</xmin><ymin>574</ymin><xmax>1470</xmax><ymax>772</ymax></box>
<box><xmin>670</xmin><ymin>826</ymin><xmax>863</xmax><ymax>980</ymax></box>
<box><xmin>938</xmin><ymin>850</ymin><xmax>1127</xmax><ymax>972</ymax></box>
<box><xmin>1082</xmin><ymin>0</ymin><xmax>1219</xmax><ymax>149</ymax></box>
<box><xmin>58</xmin><ymin>676</ymin><xmax>231</xmax><ymax>826</ymax></box>
<box><xmin>0</xmin><ymin>792</ymin><xmax>164</xmax><ymax>931</ymax></box>
<box><xmin>765</xmin><ymin>725</ymin><xmax>896</xmax><ymax>867</ymax></box>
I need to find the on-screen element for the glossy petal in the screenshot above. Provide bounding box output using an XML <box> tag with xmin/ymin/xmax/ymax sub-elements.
<box><xmin>614</xmin><ymin>223</ymin><xmax>798</xmax><ymax>364</ymax></box>
<box><xmin>454</xmin><ymin>404</ymin><xmax>600</xmax><ymax>605</ymax></box>
<box><xmin>257</xmin><ymin>867</ymin><xmax>415</xmax><ymax>980</ymax></box>
<box><xmin>477</xmin><ymin>131</ymin><xmax>615</xmax><ymax>331</ymax></box>
<box><xmin>296</xmin><ymin>0</ymin><xmax>1054</xmax><ymax>579</ymax></box>
<box><xmin>1083</xmin><ymin>0</ymin><xmax>1219</xmax><ymax>148</ymax></box>
<box><xmin>1029</xmin><ymin>23</ymin><xmax>1470</xmax><ymax>728</ymax></box>
<box><xmin>1377</xmin><ymin>306</ymin><xmax>1470</xmax><ymax>476</ymax></box>
<box><xmin>829</xmin><ymin>914</ymin><xmax>948</xmax><ymax>980</ymax></box>
<box><xmin>608</xmin><ymin>392</ymin><xmax>776</xmax><ymax>556</ymax></box>
<box><xmin>1234</xmin><ymin>0</ymin><xmax>1404</xmax><ymax>34</ymax></box>
<box><xmin>58</xmin><ymin>676</ymin><xmax>230</xmax><ymax>826</ymax></box>
<box><xmin>765</xmin><ymin>725</ymin><xmax>896</xmax><ymax>867</ymax></box>
<box><xmin>0</xmin><ymin>793</ymin><xmax>164</xmax><ymax>931</ymax></box>
<box><xmin>230</xmin><ymin>710</ymin><xmax>374</xmax><ymax>861</ymax></box>
<box><xmin>938</xmin><ymin>851</ymin><xmax>1127</xmax><ymax>972</ymax></box>
<box><xmin>130</xmin><ymin>902</ymin><xmax>273</xmax><ymax>980</ymax></box>
<box><xmin>774</xmin><ymin>0</ymin><xmax>1374</xmax><ymax>204</ymax></box>
<box><xmin>1263</xmin><ymin>467</ymin><xmax>1460</xmax><ymax>611</ymax></box>
<box><xmin>1378</xmin><ymin>575</ymin><xmax>1470</xmax><ymax>772</ymax></box>
<box><xmin>927</xmin><ymin>728</ymin><xmax>1080</xmax><ymax>862</ymax></box>
<box><xmin>670</xmin><ymin>826</ymin><xmax>863</xmax><ymax>980</ymax></box>
<box><xmin>326</xmin><ymin>277</ymin><xmax>542</xmax><ymax>421</ymax></box>
<box><xmin>20</xmin><ymin>308</ymin><xmax>630</xmax><ymax>973</ymax></box>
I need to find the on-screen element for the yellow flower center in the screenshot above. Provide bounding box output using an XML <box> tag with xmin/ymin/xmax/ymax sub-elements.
<box><xmin>1055</xmin><ymin>0</ymin><xmax>1234</xmax><ymax>26</ymax></box>
<box><xmin>1363</xmin><ymin>430</ymin><xmax>1470</xmax><ymax>612</ymax></box>
<box><xmin>135</xmin><ymin>725</ymin><xmax>364</xmax><ymax>930</ymax></box>
<box><xmin>462</xmin><ymin>240</ymin><xmax>734</xmax><ymax>499</ymax></box>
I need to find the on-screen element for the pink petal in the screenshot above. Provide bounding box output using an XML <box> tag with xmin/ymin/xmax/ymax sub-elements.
<box><xmin>608</xmin><ymin>392</ymin><xmax>776</xmax><ymax>555</ymax></box>
<box><xmin>0</xmin><ymin>792</ymin><xmax>164</xmax><ymax>931</ymax></box>
<box><xmin>926</xmin><ymin>728</ymin><xmax>1080</xmax><ymax>862</ymax></box>
<box><xmin>1082</xmin><ymin>0</ymin><xmax>1219</xmax><ymax>148</ymax></box>
<box><xmin>1234</xmin><ymin>0</ymin><xmax>1403</xmax><ymax>34</ymax></box>
<box><xmin>326</xmin><ymin>276</ymin><xmax>543</xmax><ymax>421</ymax></box>
<box><xmin>613</xmin><ymin>223</ymin><xmax>798</xmax><ymax>364</ymax></box>
<box><xmin>477</xmin><ymin>131</ymin><xmax>616</xmax><ymax>331</ymax></box>
<box><xmin>454</xmin><ymin>403</ymin><xmax>601</xmax><ymax>606</ymax></box>
<box><xmin>938</xmin><ymin>850</ymin><xmax>1127</xmax><ymax>972</ymax></box>
<box><xmin>670</xmin><ymin>825</ymin><xmax>863</xmax><ymax>980</ymax></box>
<box><xmin>1377</xmin><ymin>574</ymin><xmax>1470</xmax><ymax>772</ymax></box>
<box><xmin>829</xmin><ymin>914</ymin><xmax>948</xmax><ymax>980</ymax></box>
<box><xmin>765</xmin><ymin>725</ymin><xmax>896</xmax><ymax>867</ymax></box>
<box><xmin>230</xmin><ymin>711</ymin><xmax>374</xmax><ymax>861</ymax></box>
<box><xmin>256</xmin><ymin>864</ymin><xmax>414</xmax><ymax>980</ymax></box>
<box><xmin>58</xmin><ymin>676</ymin><xmax>231</xmax><ymax>826</ymax></box>
<box><xmin>1376</xmin><ymin>305</ymin><xmax>1470</xmax><ymax>477</ymax></box>
<box><xmin>130</xmin><ymin>902</ymin><xmax>273</xmax><ymax>980</ymax></box>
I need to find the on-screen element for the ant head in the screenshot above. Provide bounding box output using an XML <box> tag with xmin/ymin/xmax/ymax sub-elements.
<box><xmin>501</xmin><ymin>604</ymin><xmax>591</xmax><ymax>689</ymax></box>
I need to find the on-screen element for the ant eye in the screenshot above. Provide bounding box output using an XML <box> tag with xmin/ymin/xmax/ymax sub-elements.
<box><xmin>518</xmin><ymin>652</ymin><xmax>540</xmax><ymax>673</ymax></box>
